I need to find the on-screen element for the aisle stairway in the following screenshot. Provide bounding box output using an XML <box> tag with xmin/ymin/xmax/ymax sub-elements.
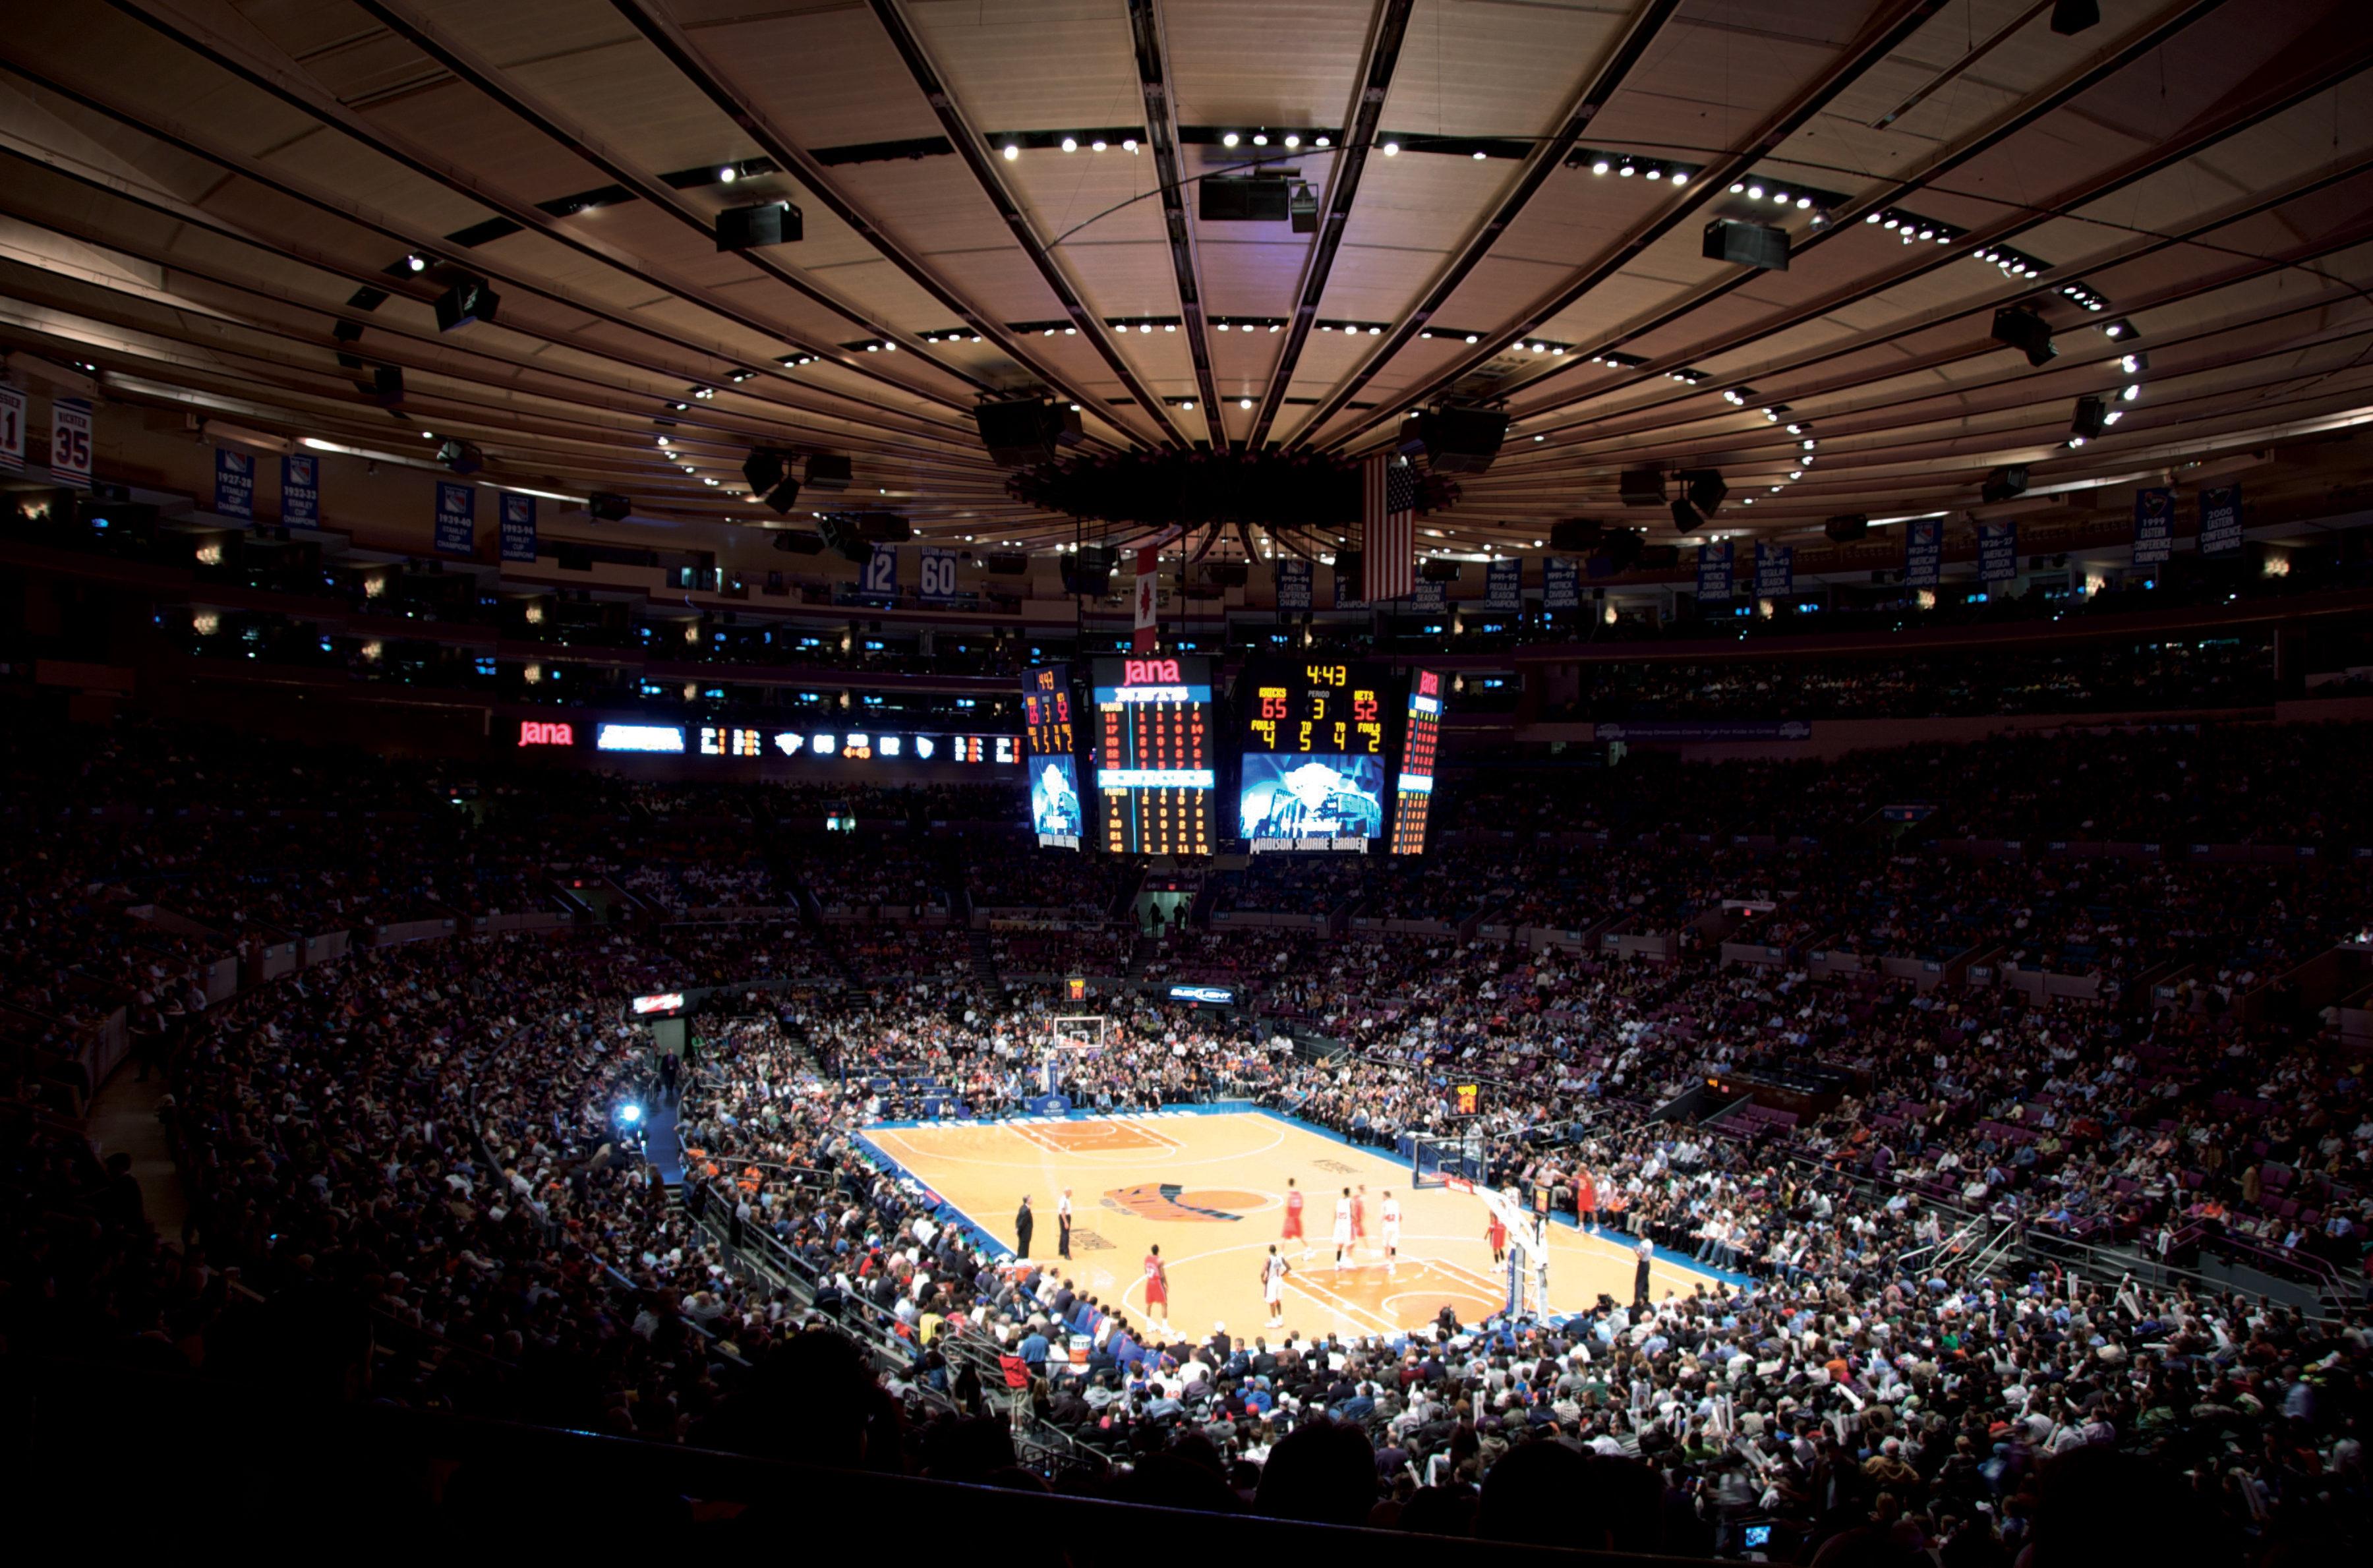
<box><xmin>969</xmin><ymin>928</ymin><xmax>1003</xmax><ymax>989</ymax></box>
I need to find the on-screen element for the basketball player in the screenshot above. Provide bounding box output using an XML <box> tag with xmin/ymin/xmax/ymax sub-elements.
<box><xmin>1488</xmin><ymin>1208</ymin><xmax>1508</xmax><ymax>1265</ymax></box>
<box><xmin>1332</xmin><ymin>1186</ymin><xmax>1353</xmax><ymax>1270</ymax></box>
<box><xmin>1144</xmin><ymin>1243</ymin><xmax>1169</xmax><ymax>1325</ymax></box>
<box><xmin>1351</xmin><ymin>1184</ymin><xmax>1370</xmax><ymax>1256</ymax></box>
<box><xmin>1281</xmin><ymin>1176</ymin><xmax>1306</xmax><ymax>1259</ymax></box>
<box><xmin>1381</xmin><ymin>1188</ymin><xmax>1402</xmax><ymax>1269</ymax></box>
<box><xmin>1260</xmin><ymin>1244</ymin><xmax>1291</xmax><ymax>1329</ymax></box>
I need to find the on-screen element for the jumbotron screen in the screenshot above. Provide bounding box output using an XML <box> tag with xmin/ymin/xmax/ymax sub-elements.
<box><xmin>1239</xmin><ymin>659</ymin><xmax>1390</xmax><ymax>852</ymax></box>
<box><xmin>1390</xmin><ymin>668</ymin><xmax>1447</xmax><ymax>855</ymax></box>
<box><xmin>1090</xmin><ymin>654</ymin><xmax>1214</xmax><ymax>854</ymax></box>
<box><xmin>1021</xmin><ymin>664</ymin><xmax>1082</xmax><ymax>850</ymax></box>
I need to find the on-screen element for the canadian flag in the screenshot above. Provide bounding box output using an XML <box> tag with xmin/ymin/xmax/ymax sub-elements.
<box><xmin>1132</xmin><ymin>544</ymin><xmax>1159</xmax><ymax>652</ymax></box>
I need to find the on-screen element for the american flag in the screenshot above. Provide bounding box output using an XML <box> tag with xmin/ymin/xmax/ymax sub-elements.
<box><xmin>1361</xmin><ymin>451</ymin><xmax>1417</xmax><ymax>602</ymax></box>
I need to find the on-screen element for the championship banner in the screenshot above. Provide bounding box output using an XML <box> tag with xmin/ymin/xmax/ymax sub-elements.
<box><xmin>1484</xmin><ymin>557</ymin><xmax>1521</xmax><ymax>612</ymax></box>
<box><xmin>1543</xmin><ymin>554</ymin><xmax>1580</xmax><ymax>610</ymax></box>
<box><xmin>1274</xmin><ymin>556</ymin><xmax>1312</xmax><ymax>611</ymax></box>
<box><xmin>214</xmin><ymin>448</ymin><xmax>254</xmax><ymax>520</ymax></box>
<box><xmin>1333</xmin><ymin>555</ymin><xmax>1364</xmax><ymax>609</ymax></box>
<box><xmin>863</xmin><ymin>541</ymin><xmax>898</xmax><ymax>597</ymax></box>
<box><xmin>1131</xmin><ymin>544</ymin><xmax>1158</xmax><ymax>653</ymax></box>
<box><xmin>433</xmin><ymin>480</ymin><xmax>475</xmax><ymax>556</ymax></box>
<box><xmin>0</xmin><ymin>386</ymin><xmax>26</xmax><ymax>474</ymax></box>
<box><xmin>280</xmin><ymin>453</ymin><xmax>318</xmax><ymax>525</ymax></box>
<box><xmin>2132</xmin><ymin>486</ymin><xmax>2174</xmax><ymax>567</ymax></box>
<box><xmin>1695</xmin><ymin>539</ymin><xmax>1734</xmax><ymax>600</ymax></box>
<box><xmin>1754</xmin><ymin>542</ymin><xmax>1792</xmax><ymax>598</ymax></box>
<box><xmin>49</xmin><ymin>397</ymin><xmax>93</xmax><ymax>484</ymax></box>
<box><xmin>1904</xmin><ymin>517</ymin><xmax>1942</xmax><ymax>588</ymax></box>
<box><xmin>919</xmin><ymin>546</ymin><xmax>960</xmax><ymax>602</ymax></box>
<box><xmin>1978</xmin><ymin>520</ymin><xmax>2018</xmax><ymax>583</ymax></box>
<box><xmin>1411</xmin><ymin>577</ymin><xmax>1448</xmax><ymax>614</ymax></box>
<box><xmin>499</xmin><ymin>492</ymin><xmax>537</xmax><ymax>563</ymax></box>
<box><xmin>2198</xmin><ymin>484</ymin><xmax>2244</xmax><ymax>556</ymax></box>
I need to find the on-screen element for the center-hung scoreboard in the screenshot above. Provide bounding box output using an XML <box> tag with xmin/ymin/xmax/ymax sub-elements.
<box><xmin>1023</xmin><ymin>656</ymin><xmax>1449</xmax><ymax>857</ymax></box>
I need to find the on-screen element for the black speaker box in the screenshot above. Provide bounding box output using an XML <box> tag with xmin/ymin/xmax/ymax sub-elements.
<box><xmin>742</xmin><ymin>449</ymin><xmax>788</xmax><ymax>493</ymax></box>
<box><xmin>771</xmin><ymin>530</ymin><xmax>825</xmax><ymax>554</ymax></box>
<box><xmin>1702</xmin><ymin>219</ymin><xmax>1790</xmax><ymax>272</ymax></box>
<box><xmin>715</xmin><ymin>200</ymin><xmax>803</xmax><ymax>252</ymax></box>
<box><xmin>1198</xmin><ymin>177</ymin><xmax>1292</xmax><ymax>222</ymax></box>
<box><xmin>1981</xmin><ymin>464</ymin><xmax>2030</xmax><ymax>505</ymax></box>
<box><xmin>1205</xmin><ymin>560</ymin><xmax>1248</xmax><ymax>589</ymax></box>
<box><xmin>371</xmin><ymin>366</ymin><xmax>405</xmax><ymax>404</ymax></box>
<box><xmin>1550</xmin><ymin>518</ymin><xmax>1604</xmax><ymax>551</ymax></box>
<box><xmin>1618</xmin><ymin>468</ymin><xmax>1666</xmax><ymax>508</ymax></box>
<box><xmin>1076</xmin><ymin>542</ymin><xmax>1118</xmax><ymax>577</ymax></box>
<box><xmin>805</xmin><ymin>453</ymin><xmax>852</xmax><ymax>492</ymax></box>
<box><xmin>1420</xmin><ymin>558</ymin><xmax>1461</xmax><ymax>583</ymax></box>
<box><xmin>588</xmin><ymin>492</ymin><xmax>631</xmax><ymax>521</ymax></box>
<box><xmin>556</xmin><ymin>544</ymin><xmax>594</xmax><ymax>571</ymax></box>
<box><xmin>1825</xmin><ymin>514</ymin><xmax>1869</xmax><ymax>544</ymax></box>
<box><xmin>974</xmin><ymin>400</ymin><xmax>1084</xmax><ymax>466</ymax></box>
<box><xmin>1991</xmin><ymin>308</ymin><xmax>2056</xmax><ymax>367</ymax></box>
<box><xmin>987</xmin><ymin>550</ymin><xmax>1029</xmax><ymax>575</ymax></box>
<box><xmin>1415</xmin><ymin>408</ymin><xmax>1511</xmax><ymax>476</ymax></box>
<box><xmin>434</xmin><ymin>277</ymin><xmax>498</xmax><ymax>332</ymax></box>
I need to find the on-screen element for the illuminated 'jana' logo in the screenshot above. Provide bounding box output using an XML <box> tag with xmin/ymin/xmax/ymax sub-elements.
<box><xmin>1103</xmin><ymin>1183</ymin><xmax>1264</xmax><ymax>1222</ymax></box>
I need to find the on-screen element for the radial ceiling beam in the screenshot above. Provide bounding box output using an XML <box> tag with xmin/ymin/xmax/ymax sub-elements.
<box><xmin>1252</xmin><ymin>0</ymin><xmax>1674</xmax><ymax>449</ymax></box>
<box><xmin>101</xmin><ymin>0</ymin><xmax>968</xmax><ymax>416</ymax></box>
<box><xmin>602</xmin><ymin>0</ymin><xmax>1128</xmax><ymax>449</ymax></box>
<box><xmin>1125</xmin><ymin>0</ymin><xmax>1225</xmax><ymax>446</ymax></box>
<box><xmin>1243</xmin><ymin>0</ymin><xmax>1415</xmax><ymax>450</ymax></box>
<box><xmin>1299</xmin><ymin>0</ymin><xmax>1954</xmax><ymax>452</ymax></box>
<box><xmin>866</xmin><ymin>0</ymin><xmax>1189</xmax><ymax>450</ymax></box>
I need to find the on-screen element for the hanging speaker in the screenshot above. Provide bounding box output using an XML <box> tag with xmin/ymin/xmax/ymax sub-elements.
<box><xmin>1618</xmin><ymin>469</ymin><xmax>1666</xmax><ymax>508</ymax></box>
<box><xmin>715</xmin><ymin>200</ymin><xmax>803</xmax><ymax>251</ymax></box>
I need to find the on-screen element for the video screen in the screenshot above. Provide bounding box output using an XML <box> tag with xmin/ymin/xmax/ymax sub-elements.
<box><xmin>1239</xmin><ymin>752</ymin><xmax>1384</xmax><ymax>850</ymax></box>
<box><xmin>1030</xmin><ymin>755</ymin><xmax>1084</xmax><ymax>850</ymax></box>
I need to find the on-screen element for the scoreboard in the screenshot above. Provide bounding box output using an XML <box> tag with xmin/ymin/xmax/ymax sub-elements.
<box><xmin>1090</xmin><ymin>655</ymin><xmax>1215</xmax><ymax>854</ymax></box>
<box><xmin>1242</xmin><ymin>660</ymin><xmax>1389</xmax><ymax>758</ymax></box>
<box><xmin>1390</xmin><ymin>668</ymin><xmax>1446</xmax><ymax>856</ymax></box>
<box><xmin>1022</xmin><ymin>664</ymin><xmax>1083</xmax><ymax>851</ymax></box>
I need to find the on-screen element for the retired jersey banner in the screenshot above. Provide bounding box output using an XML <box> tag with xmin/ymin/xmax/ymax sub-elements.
<box><xmin>1904</xmin><ymin>517</ymin><xmax>1942</xmax><ymax>588</ymax></box>
<box><xmin>49</xmin><ymin>397</ymin><xmax>93</xmax><ymax>484</ymax></box>
<box><xmin>1543</xmin><ymin>554</ymin><xmax>1580</xmax><ymax>610</ymax></box>
<box><xmin>279</xmin><ymin>453</ymin><xmax>318</xmax><ymax>525</ymax></box>
<box><xmin>1696</xmin><ymin>539</ymin><xmax>1734</xmax><ymax>599</ymax></box>
<box><xmin>1274</xmin><ymin>556</ymin><xmax>1312</xmax><ymax>611</ymax></box>
<box><xmin>862</xmin><ymin>541</ymin><xmax>898</xmax><ymax>597</ymax></box>
<box><xmin>214</xmin><ymin>448</ymin><xmax>254</xmax><ymax>520</ymax></box>
<box><xmin>2198</xmin><ymin>485</ymin><xmax>2244</xmax><ymax>556</ymax></box>
<box><xmin>918</xmin><ymin>546</ymin><xmax>960</xmax><ymax>602</ymax></box>
<box><xmin>499</xmin><ymin>492</ymin><xmax>537</xmax><ymax>563</ymax></box>
<box><xmin>2132</xmin><ymin>487</ymin><xmax>2174</xmax><ymax>566</ymax></box>
<box><xmin>1755</xmin><ymin>542</ymin><xmax>1792</xmax><ymax>598</ymax></box>
<box><xmin>434</xmin><ymin>480</ymin><xmax>475</xmax><ymax>556</ymax></box>
<box><xmin>0</xmin><ymin>386</ymin><xmax>26</xmax><ymax>475</ymax></box>
<box><xmin>1484</xmin><ymin>557</ymin><xmax>1521</xmax><ymax>613</ymax></box>
<box><xmin>1978</xmin><ymin>520</ymin><xmax>2018</xmax><ymax>583</ymax></box>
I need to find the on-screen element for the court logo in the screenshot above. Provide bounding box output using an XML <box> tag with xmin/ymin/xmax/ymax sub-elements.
<box><xmin>1102</xmin><ymin>1183</ymin><xmax>1265</xmax><ymax>1222</ymax></box>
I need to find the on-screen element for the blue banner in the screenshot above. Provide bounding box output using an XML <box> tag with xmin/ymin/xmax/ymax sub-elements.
<box><xmin>1543</xmin><ymin>555</ymin><xmax>1580</xmax><ymax>610</ymax></box>
<box><xmin>1978</xmin><ymin>521</ymin><xmax>2017</xmax><ymax>583</ymax></box>
<box><xmin>1596</xmin><ymin>720</ymin><xmax>1813</xmax><ymax>743</ymax></box>
<box><xmin>1333</xmin><ymin>562</ymin><xmax>1364</xmax><ymax>610</ymax></box>
<box><xmin>862</xmin><ymin>542</ymin><xmax>898</xmax><ymax>596</ymax></box>
<box><xmin>434</xmin><ymin>480</ymin><xmax>475</xmax><ymax>556</ymax></box>
<box><xmin>918</xmin><ymin>546</ymin><xmax>960</xmax><ymax>602</ymax></box>
<box><xmin>2132</xmin><ymin>487</ymin><xmax>2174</xmax><ymax>566</ymax></box>
<box><xmin>1755</xmin><ymin>542</ymin><xmax>1792</xmax><ymax>598</ymax></box>
<box><xmin>499</xmin><ymin>492</ymin><xmax>537</xmax><ymax>563</ymax></box>
<box><xmin>1695</xmin><ymin>539</ymin><xmax>1733</xmax><ymax>599</ymax></box>
<box><xmin>1274</xmin><ymin>556</ymin><xmax>1312</xmax><ymax>611</ymax></box>
<box><xmin>1484</xmin><ymin>557</ymin><xmax>1521</xmax><ymax>613</ymax></box>
<box><xmin>1904</xmin><ymin>517</ymin><xmax>1942</xmax><ymax>587</ymax></box>
<box><xmin>2198</xmin><ymin>484</ymin><xmax>2243</xmax><ymax>556</ymax></box>
<box><xmin>214</xmin><ymin>448</ymin><xmax>253</xmax><ymax>521</ymax></box>
<box><xmin>1411</xmin><ymin>578</ymin><xmax>1448</xmax><ymax>615</ymax></box>
<box><xmin>279</xmin><ymin>453</ymin><xmax>318</xmax><ymax>525</ymax></box>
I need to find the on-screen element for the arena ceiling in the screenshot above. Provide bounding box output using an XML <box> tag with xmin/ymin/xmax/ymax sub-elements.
<box><xmin>4</xmin><ymin>0</ymin><xmax>2373</xmax><ymax>560</ymax></box>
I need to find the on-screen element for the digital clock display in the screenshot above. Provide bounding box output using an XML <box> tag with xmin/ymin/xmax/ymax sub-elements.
<box><xmin>1242</xmin><ymin>659</ymin><xmax>1388</xmax><ymax>757</ymax></box>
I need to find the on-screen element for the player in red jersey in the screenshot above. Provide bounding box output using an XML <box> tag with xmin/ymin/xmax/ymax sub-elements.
<box><xmin>1351</xmin><ymin>1184</ymin><xmax>1370</xmax><ymax>1254</ymax></box>
<box><xmin>1488</xmin><ymin>1209</ymin><xmax>1509</xmax><ymax>1265</ymax></box>
<box><xmin>1282</xmin><ymin>1177</ymin><xmax>1306</xmax><ymax>1258</ymax></box>
<box><xmin>1143</xmin><ymin>1244</ymin><xmax>1169</xmax><ymax>1325</ymax></box>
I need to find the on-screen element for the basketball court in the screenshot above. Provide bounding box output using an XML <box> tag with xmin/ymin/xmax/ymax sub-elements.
<box><xmin>860</xmin><ymin>1109</ymin><xmax>1726</xmax><ymax>1341</ymax></box>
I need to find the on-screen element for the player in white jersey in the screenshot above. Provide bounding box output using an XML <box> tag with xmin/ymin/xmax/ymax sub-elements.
<box><xmin>1381</xmin><ymin>1189</ymin><xmax>1403</xmax><ymax>1269</ymax></box>
<box><xmin>1332</xmin><ymin>1186</ymin><xmax>1353</xmax><ymax>1269</ymax></box>
<box><xmin>1260</xmin><ymin>1244</ymin><xmax>1291</xmax><ymax>1328</ymax></box>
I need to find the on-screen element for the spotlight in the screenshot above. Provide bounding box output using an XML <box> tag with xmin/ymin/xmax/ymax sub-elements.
<box><xmin>1254</xmin><ymin>133</ymin><xmax>1268</xmax><ymax>146</ymax></box>
<box><xmin>1592</xmin><ymin>160</ymin><xmax>1610</xmax><ymax>175</ymax></box>
<box><xmin>1061</xmin><ymin>137</ymin><xmax>1077</xmax><ymax>152</ymax></box>
<box><xmin>1223</xmin><ymin>132</ymin><xmax>1239</xmax><ymax>148</ymax></box>
<box><xmin>2120</xmin><ymin>353</ymin><xmax>2149</xmax><ymax>374</ymax></box>
<box><xmin>718</xmin><ymin>163</ymin><xmax>738</xmax><ymax>183</ymax></box>
<box><xmin>2100</xmin><ymin>318</ymin><xmax>2140</xmax><ymax>341</ymax></box>
<box><xmin>1314</xmin><ymin>136</ymin><xmax>1329</xmax><ymax>148</ymax></box>
<box><xmin>1091</xmin><ymin>139</ymin><xmax>1106</xmax><ymax>152</ymax></box>
<box><xmin>405</xmin><ymin>253</ymin><xmax>427</xmax><ymax>272</ymax></box>
<box><xmin>1239</xmin><ymin>397</ymin><xmax>1253</xmax><ymax>409</ymax></box>
<box><xmin>2121</xmin><ymin>384</ymin><xmax>2140</xmax><ymax>401</ymax></box>
<box><xmin>1003</xmin><ymin>144</ymin><xmax>1019</xmax><ymax>160</ymax></box>
<box><xmin>1381</xmin><ymin>141</ymin><xmax>1399</xmax><ymax>156</ymax></box>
